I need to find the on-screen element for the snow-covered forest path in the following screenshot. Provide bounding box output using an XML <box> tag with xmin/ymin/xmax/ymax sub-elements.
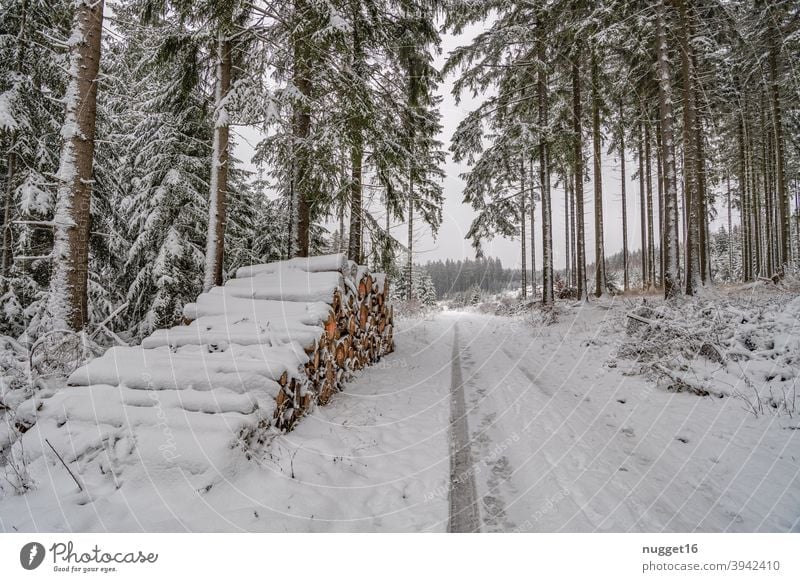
<box><xmin>439</xmin><ymin>306</ymin><xmax>799</xmax><ymax>533</ymax></box>
<box><xmin>2</xmin><ymin>304</ymin><xmax>798</xmax><ymax>532</ymax></box>
<box><xmin>447</xmin><ymin>324</ymin><xmax>481</xmax><ymax>532</ymax></box>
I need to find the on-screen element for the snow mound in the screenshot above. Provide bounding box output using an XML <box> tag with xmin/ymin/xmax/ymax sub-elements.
<box><xmin>619</xmin><ymin>289</ymin><xmax>800</xmax><ymax>411</ymax></box>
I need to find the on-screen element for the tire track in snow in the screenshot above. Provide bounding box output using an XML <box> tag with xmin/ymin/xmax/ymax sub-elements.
<box><xmin>448</xmin><ymin>323</ymin><xmax>481</xmax><ymax>533</ymax></box>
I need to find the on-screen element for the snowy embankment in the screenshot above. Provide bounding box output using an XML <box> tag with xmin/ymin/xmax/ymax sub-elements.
<box><xmin>452</xmin><ymin>283</ymin><xmax>799</xmax><ymax>532</ymax></box>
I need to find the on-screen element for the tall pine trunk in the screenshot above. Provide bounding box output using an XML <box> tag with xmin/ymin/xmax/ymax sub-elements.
<box><xmin>1</xmin><ymin>150</ymin><xmax>14</xmax><ymax>280</ymax></box>
<box><xmin>572</xmin><ymin>48</ymin><xmax>587</xmax><ymax>301</ymax></box>
<box><xmin>529</xmin><ymin>157</ymin><xmax>537</xmax><ymax>299</ymax></box>
<box><xmin>520</xmin><ymin>157</ymin><xmax>527</xmax><ymax>298</ymax></box>
<box><xmin>726</xmin><ymin>174</ymin><xmax>733</xmax><ymax>277</ymax></box>
<box><xmin>1</xmin><ymin>1</ymin><xmax>29</xmax><ymax>286</ymax></box>
<box><xmin>406</xmin><ymin>171</ymin><xmax>413</xmax><ymax>301</ymax></box>
<box><xmin>656</xmin><ymin>120</ymin><xmax>666</xmax><ymax>287</ymax></box>
<box><xmin>677</xmin><ymin>0</ymin><xmax>700</xmax><ymax>295</ymax></box>
<box><xmin>203</xmin><ymin>38</ymin><xmax>232</xmax><ymax>291</ymax></box>
<box><xmin>762</xmin><ymin>98</ymin><xmax>775</xmax><ymax>276</ymax></box>
<box><xmin>565</xmin><ymin>169</ymin><xmax>571</xmax><ymax>290</ymax></box>
<box><xmin>655</xmin><ymin>1</ymin><xmax>681</xmax><ymax>299</ymax></box>
<box><xmin>46</xmin><ymin>0</ymin><xmax>103</xmax><ymax>331</ymax></box>
<box><xmin>538</xmin><ymin>28</ymin><xmax>553</xmax><ymax>305</ymax></box>
<box><xmin>738</xmin><ymin>118</ymin><xmax>752</xmax><ymax>281</ymax></box>
<box><xmin>348</xmin><ymin>141</ymin><xmax>363</xmax><ymax>263</ymax></box>
<box><xmin>591</xmin><ymin>50</ymin><xmax>605</xmax><ymax>297</ymax></box>
<box><xmin>769</xmin><ymin>37</ymin><xmax>789</xmax><ymax>274</ymax></box>
<box><xmin>638</xmin><ymin>123</ymin><xmax>648</xmax><ymax>289</ymax></box>
<box><xmin>696</xmin><ymin>109</ymin><xmax>710</xmax><ymax>283</ymax></box>
<box><xmin>291</xmin><ymin>1</ymin><xmax>311</xmax><ymax>258</ymax></box>
<box><xmin>644</xmin><ymin>122</ymin><xmax>655</xmax><ymax>289</ymax></box>
<box><xmin>746</xmin><ymin>110</ymin><xmax>762</xmax><ymax>276</ymax></box>
<box><xmin>569</xmin><ymin>170</ymin><xmax>576</xmax><ymax>290</ymax></box>
<box><xmin>619</xmin><ymin>103</ymin><xmax>629</xmax><ymax>292</ymax></box>
<box><xmin>348</xmin><ymin>21</ymin><xmax>365</xmax><ymax>264</ymax></box>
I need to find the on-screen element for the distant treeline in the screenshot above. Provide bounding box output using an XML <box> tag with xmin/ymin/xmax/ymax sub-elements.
<box><xmin>423</xmin><ymin>258</ymin><xmax>515</xmax><ymax>298</ymax></box>
<box><xmin>421</xmin><ymin>226</ymin><xmax>750</xmax><ymax>300</ymax></box>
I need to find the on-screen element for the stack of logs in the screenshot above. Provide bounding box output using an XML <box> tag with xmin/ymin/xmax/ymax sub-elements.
<box><xmin>274</xmin><ymin>265</ymin><xmax>394</xmax><ymax>429</ymax></box>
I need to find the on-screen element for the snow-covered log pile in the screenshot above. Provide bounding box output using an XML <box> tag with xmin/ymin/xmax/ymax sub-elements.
<box><xmin>143</xmin><ymin>253</ymin><xmax>394</xmax><ymax>429</ymax></box>
<box><xmin>5</xmin><ymin>254</ymin><xmax>393</xmax><ymax>495</ymax></box>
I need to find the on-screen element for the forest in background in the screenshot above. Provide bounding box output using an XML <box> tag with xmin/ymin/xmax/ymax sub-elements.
<box><xmin>421</xmin><ymin>224</ymin><xmax>745</xmax><ymax>300</ymax></box>
<box><xmin>0</xmin><ymin>0</ymin><xmax>799</xmax><ymax>348</ymax></box>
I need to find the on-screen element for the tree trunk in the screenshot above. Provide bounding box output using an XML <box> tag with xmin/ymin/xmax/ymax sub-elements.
<box><xmin>747</xmin><ymin>111</ymin><xmax>762</xmax><ymax>276</ymax></box>
<box><xmin>726</xmin><ymin>174</ymin><xmax>733</xmax><ymax>278</ymax></box>
<box><xmin>656</xmin><ymin>120</ymin><xmax>665</xmax><ymax>287</ymax></box>
<box><xmin>1</xmin><ymin>0</ymin><xmax>29</xmax><ymax>286</ymax></box>
<box><xmin>520</xmin><ymin>157</ymin><xmax>527</xmax><ymax>298</ymax></box>
<box><xmin>347</xmin><ymin>19</ymin><xmax>365</xmax><ymax>264</ymax></box>
<box><xmin>565</xmin><ymin>168</ymin><xmax>571</xmax><ymax>290</ymax></box>
<box><xmin>769</xmin><ymin>38</ymin><xmax>789</xmax><ymax>274</ymax></box>
<box><xmin>688</xmin><ymin>10</ymin><xmax>710</xmax><ymax>284</ymax></box>
<box><xmin>529</xmin><ymin>157</ymin><xmax>537</xmax><ymax>299</ymax></box>
<box><xmin>569</xmin><ymin>169</ymin><xmax>576</xmax><ymax>290</ymax></box>
<box><xmin>348</xmin><ymin>142</ymin><xmax>363</xmax><ymax>264</ymax></box>
<box><xmin>591</xmin><ymin>50</ymin><xmax>605</xmax><ymax>297</ymax></box>
<box><xmin>572</xmin><ymin>47</ymin><xmax>587</xmax><ymax>302</ymax></box>
<box><xmin>406</xmin><ymin>170</ymin><xmax>413</xmax><ymax>301</ymax></box>
<box><xmin>291</xmin><ymin>1</ymin><xmax>311</xmax><ymax>258</ymax></box>
<box><xmin>738</xmin><ymin>117</ymin><xmax>751</xmax><ymax>281</ymax></box>
<box><xmin>1</xmin><ymin>150</ymin><xmax>15</xmax><ymax>280</ymax></box>
<box><xmin>696</xmin><ymin>109</ymin><xmax>710</xmax><ymax>284</ymax></box>
<box><xmin>795</xmin><ymin>179</ymin><xmax>800</xmax><ymax>268</ymax></box>
<box><xmin>795</xmin><ymin>181</ymin><xmax>800</xmax><ymax>268</ymax></box>
<box><xmin>539</xmin><ymin>29</ymin><xmax>553</xmax><ymax>306</ymax></box>
<box><xmin>382</xmin><ymin>197</ymin><xmax>391</xmax><ymax>272</ymax></box>
<box><xmin>645</xmin><ymin>122</ymin><xmax>655</xmax><ymax>289</ymax></box>
<box><xmin>619</xmin><ymin>102</ymin><xmax>628</xmax><ymax>292</ymax></box>
<box><xmin>677</xmin><ymin>0</ymin><xmax>700</xmax><ymax>295</ymax></box>
<box><xmin>203</xmin><ymin>37</ymin><xmax>232</xmax><ymax>291</ymax></box>
<box><xmin>46</xmin><ymin>0</ymin><xmax>103</xmax><ymax>331</ymax></box>
<box><xmin>762</xmin><ymin>98</ymin><xmax>775</xmax><ymax>276</ymax></box>
<box><xmin>338</xmin><ymin>176</ymin><xmax>346</xmax><ymax>254</ymax></box>
<box><xmin>638</xmin><ymin>123</ymin><xmax>648</xmax><ymax>289</ymax></box>
<box><xmin>655</xmin><ymin>0</ymin><xmax>681</xmax><ymax>299</ymax></box>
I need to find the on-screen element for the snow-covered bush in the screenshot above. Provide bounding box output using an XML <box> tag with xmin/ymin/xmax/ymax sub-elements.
<box><xmin>616</xmin><ymin>287</ymin><xmax>800</xmax><ymax>414</ymax></box>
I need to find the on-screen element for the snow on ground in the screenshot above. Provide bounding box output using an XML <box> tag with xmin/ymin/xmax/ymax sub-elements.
<box><xmin>2</xmin><ymin>284</ymin><xmax>798</xmax><ymax>532</ymax></box>
<box><xmin>0</xmin><ymin>317</ymin><xmax>451</xmax><ymax>532</ymax></box>
<box><xmin>452</xmin><ymin>303</ymin><xmax>799</xmax><ymax>533</ymax></box>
